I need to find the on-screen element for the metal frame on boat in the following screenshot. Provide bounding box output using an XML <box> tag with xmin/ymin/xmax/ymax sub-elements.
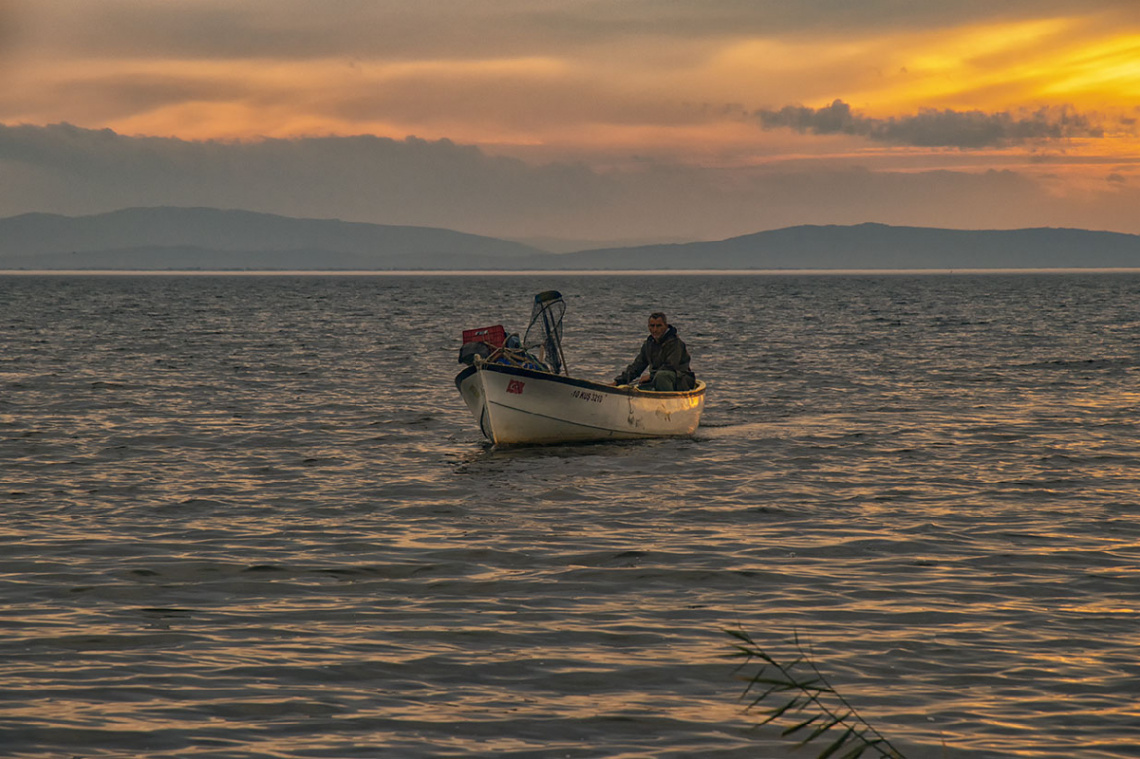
<box><xmin>454</xmin><ymin>291</ymin><xmax>706</xmax><ymax>446</ymax></box>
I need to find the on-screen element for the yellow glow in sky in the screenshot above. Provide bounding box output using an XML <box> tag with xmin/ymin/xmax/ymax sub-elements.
<box><xmin>3</xmin><ymin>6</ymin><xmax>1138</xmax><ymax>154</ymax></box>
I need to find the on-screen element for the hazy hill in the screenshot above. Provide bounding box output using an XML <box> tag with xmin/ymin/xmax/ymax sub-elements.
<box><xmin>2</xmin><ymin>208</ymin><xmax>1139</xmax><ymax>270</ymax></box>
<box><xmin>0</xmin><ymin>207</ymin><xmax>544</xmax><ymax>269</ymax></box>
<box><xmin>552</xmin><ymin>223</ymin><xmax>1140</xmax><ymax>270</ymax></box>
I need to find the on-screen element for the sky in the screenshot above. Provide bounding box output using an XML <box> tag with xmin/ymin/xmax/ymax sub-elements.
<box><xmin>1</xmin><ymin>0</ymin><xmax>1139</xmax><ymax>245</ymax></box>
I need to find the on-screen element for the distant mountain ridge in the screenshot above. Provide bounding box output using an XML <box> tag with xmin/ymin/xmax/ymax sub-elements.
<box><xmin>562</xmin><ymin>223</ymin><xmax>1140</xmax><ymax>270</ymax></box>
<box><xmin>2</xmin><ymin>207</ymin><xmax>1139</xmax><ymax>270</ymax></box>
<box><xmin>0</xmin><ymin>207</ymin><xmax>544</xmax><ymax>269</ymax></box>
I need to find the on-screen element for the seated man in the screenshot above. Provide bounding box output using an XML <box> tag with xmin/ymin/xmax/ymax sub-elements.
<box><xmin>613</xmin><ymin>312</ymin><xmax>696</xmax><ymax>391</ymax></box>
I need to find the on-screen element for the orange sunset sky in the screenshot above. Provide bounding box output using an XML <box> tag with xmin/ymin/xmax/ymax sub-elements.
<box><xmin>1</xmin><ymin>1</ymin><xmax>1139</xmax><ymax>243</ymax></box>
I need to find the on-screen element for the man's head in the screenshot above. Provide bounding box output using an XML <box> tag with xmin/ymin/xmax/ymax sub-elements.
<box><xmin>648</xmin><ymin>312</ymin><xmax>668</xmax><ymax>341</ymax></box>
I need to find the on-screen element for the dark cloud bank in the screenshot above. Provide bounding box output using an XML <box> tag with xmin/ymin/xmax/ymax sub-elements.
<box><xmin>756</xmin><ymin>99</ymin><xmax>1106</xmax><ymax>148</ymax></box>
<box><xmin>0</xmin><ymin>121</ymin><xmax>1137</xmax><ymax>241</ymax></box>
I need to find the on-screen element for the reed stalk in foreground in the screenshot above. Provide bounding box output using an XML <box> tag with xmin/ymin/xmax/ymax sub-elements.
<box><xmin>727</xmin><ymin>628</ymin><xmax>906</xmax><ymax>759</ymax></box>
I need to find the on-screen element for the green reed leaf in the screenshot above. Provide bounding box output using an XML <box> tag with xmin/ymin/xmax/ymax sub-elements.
<box><xmin>782</xmin><ymin>714</ymin><xmax>821</xmax><ymax>737</ymax></box>
<box><xmin>726</xmin><ymin>627</ymin><xmax>907</xmax><ymax>759</ymax></box>
<box><xmin>818</xmin><ymin>726</ymin><xmax>857</xmax><ymax>759</ymax></box>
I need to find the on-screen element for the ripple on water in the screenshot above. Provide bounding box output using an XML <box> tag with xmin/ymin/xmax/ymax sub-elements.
<box><xmin>1</xmin><ymin>274</ymin><xmax>1140</xmax><ymax>758</ymax></box>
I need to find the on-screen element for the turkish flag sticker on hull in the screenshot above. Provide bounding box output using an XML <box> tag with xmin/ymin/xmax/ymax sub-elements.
<box><xmin>506</xmin><ymin>379</ymin><xmax>526</xmax><ymax>394</ymax></box>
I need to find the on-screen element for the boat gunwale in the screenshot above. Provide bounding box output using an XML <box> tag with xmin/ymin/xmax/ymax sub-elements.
<box><xmin>454</xmin><ymin>362</ymin><xmax>706</xmax><ymax>398</ymax></box>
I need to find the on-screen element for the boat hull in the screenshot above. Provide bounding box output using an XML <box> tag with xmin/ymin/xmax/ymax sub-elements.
<box><xmin>455</xmin><ymin>362</ymin><xmax>705</xmax><ymax>445</ymax></box>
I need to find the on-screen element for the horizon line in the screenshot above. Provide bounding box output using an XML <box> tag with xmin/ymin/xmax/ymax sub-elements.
<box><xmin>5</xmin><ymin>268</ymin><xmax>1140</xmax><ymax>277</ymax></box>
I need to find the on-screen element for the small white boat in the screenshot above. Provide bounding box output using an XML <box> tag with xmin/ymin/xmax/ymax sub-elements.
<box><xmin>455</xmin><ymin>291</ymin><xmax>706</xmax><ymax>446</ymax></box>
<box><xmin>455</xmin><ymin>360</ymin><xmax>706</xmax><ymax>445</ymax></box>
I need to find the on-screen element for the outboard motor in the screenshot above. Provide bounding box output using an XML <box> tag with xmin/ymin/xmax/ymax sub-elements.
<box><xmin>523</xmin><ymin>290</ymin><xmax>568</xmax><ymax>375</ymax></box>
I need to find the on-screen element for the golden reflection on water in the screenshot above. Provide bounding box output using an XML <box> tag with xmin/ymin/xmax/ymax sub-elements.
<box><xmin>4</xmin><ymin>273</ymin><xmax>1140</xmax><ymax>758</ymax></box>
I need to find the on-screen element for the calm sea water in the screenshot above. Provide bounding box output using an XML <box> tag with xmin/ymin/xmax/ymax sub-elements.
<box><xmin>2</xmin><ymin>272</ymin><xmax>1139</xmax><ymax>759</ymax></box>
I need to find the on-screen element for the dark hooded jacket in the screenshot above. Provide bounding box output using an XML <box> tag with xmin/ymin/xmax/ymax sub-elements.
<box><xmin>614</xmin><ymin>324</ymin><xmax>695</xmax><ymax>387</ymax></box>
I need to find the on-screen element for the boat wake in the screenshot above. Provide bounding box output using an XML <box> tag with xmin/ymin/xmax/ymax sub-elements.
<box><xmin>692</xmin><ymin>421</ymin><xmax>770</xmax><ymax>440</ymax></box>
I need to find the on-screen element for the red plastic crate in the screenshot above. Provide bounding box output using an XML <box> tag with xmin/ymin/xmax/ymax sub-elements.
<box><xmin>462</xmin><ymin>324</ymin><xmax>506</xmax><ymax>347</ymax></box>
